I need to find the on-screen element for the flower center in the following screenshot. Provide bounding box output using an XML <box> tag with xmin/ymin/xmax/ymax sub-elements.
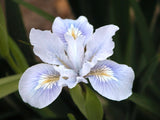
<box><xmin>66</xmin><ymin>24</ymin><xmax>82</xmax><ymax>39</ymax></box>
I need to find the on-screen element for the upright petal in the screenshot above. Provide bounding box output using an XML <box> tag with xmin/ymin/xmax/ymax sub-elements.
<box><xmin>19</xmin><ymin>64</ymin><xmax>62</xmax><ymax>108</ymax></box>
<box><xmin>65</xmin><ymin>35</ymin><xmax>85</xmax><ymax>72</ymax></box>
<box><xmin>80</xmin><ymin>25</ymin><xmax>119</xmax><ymax>76</ymax></box>
<box><xmin>85</xmin><ymin>25</ymin><xmax>119</xmax><ymax>61</ymax></box>
<box><xmin>30</xmin><ymin>28</ymin><xmax>71</xmax><ymax>67</ymax></box>
<box><xmin>86</xmin><ymin>60</ymin><xmax>134</xmax><ymax>101</ymax></box>
<box><xmin>52</xmin><ymin>16</ymin><xmax>93</xmax><ymax>43</ymax></box>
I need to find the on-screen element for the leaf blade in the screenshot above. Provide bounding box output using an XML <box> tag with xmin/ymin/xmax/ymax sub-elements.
<box><xmin>13</xmin><ymin>0</ymin><xmax>54</xmax><ymax>22</ymax></box>
<box><xmin>85</xmin><ymin>85</ymin><xmax>103</xmax><ymax>120</ymax></box>
<box><xmin>70</xmin><ymin>84</ymin><xmax>87</xmax><ymax>118</ymax></box>
<box><xmin>0</xmin><ymin>4</ymin><xmax>9</xmax><ymax>58</ymax></box>
<box><xmin>0</xmin><ymin>74</ymin><xmax>21</xmax><ymax>98</ymax></box>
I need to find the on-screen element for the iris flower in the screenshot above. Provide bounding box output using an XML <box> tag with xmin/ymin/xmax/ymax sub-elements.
<box><xmin>19</xmin><ymin>16</ymin><xmax>135</xmax><ymax>109</ymax></box>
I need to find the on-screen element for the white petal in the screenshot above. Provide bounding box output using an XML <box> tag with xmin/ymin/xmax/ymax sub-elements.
<box><xmin>65</xmin><ymin>35</ymin><xmax>85</xmax><ymax>72</ymax></box>
<box><xmin>86</xmin><ymin>60</ymin><xmax>134</xmax><ymax>101</ymax></box>
<box><xmin>79</xmin><ymin>56</ymin><xmax>97</xmax><ymax>76</ymax></box>
<box><xmin>85</xmin><ymin>25</ymin><xmax>119</xmax><ymax>61</ymax></box>
<box><xmin>19</xmin><ymin>64</ymin><xmax>62</xmax><ymax>108</ymax></box>
<box><xmin>80</xmin><ymin>25</ymin><xmax>119</xmax><ymax>76</ymax></box>
<box><xmin>30</xmin><ymin>28</ymin><xmax>71</xmax><ymax>67</ymax></box>
<box><xmin>52</xmin><ymin>16</ymin><xmax>93</xmax><ymax>43</ymax></box>
<box><xmin>54</xmin><ymin>65</ymin><xmax>87</xmax><ymax>88</ymax></box>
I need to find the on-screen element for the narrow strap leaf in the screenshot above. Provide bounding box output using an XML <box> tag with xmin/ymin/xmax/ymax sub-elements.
<box><xmin>70</xmin><ymin>84</ymin><xmax>87</xmax><ymax>118</ymax></box>
<box><xmin>70</xmin><ymin>84</ymin><xmax>103</xmax><ymax>120</ymax></box>
<box><xmin>13</xmin><ymin>0</ymin><xmax>55</xmax><ymax>22</ymax></box>
<box><xmin>0</xmin><ymin>4</ymin><xmax>9</xmax><ymax>58</ymax></box>
<box><xmin>0</xmin><ymin>74</ymin><xmax>21</xmax><ymax>99</ymax></box>
<box><xmin>85</xmin><ymin>85</ymin><xmax>103</xmax><ymax>120</ymax></box>
<box><xmin>5</xmin><ymin>0</ymin><xmax>36</xmax><ymax>65</ymax></box>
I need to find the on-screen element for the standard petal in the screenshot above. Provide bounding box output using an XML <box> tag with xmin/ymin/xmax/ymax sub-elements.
<box><xmin>86</xmin><ymin>60</ymin><xmax>134</xmax><ymax>101</ymax></box>
<box><xmin>19</xmin><ymin>64</ymin><xmax>62</xmax><ymax>109</ymax></box>
<box><xmin>52</xmin><ymin>16</ymin><xmax>93</xmax><ymax>43</ymax></box>
<box><xmin>65</xmin><ymin>35</ymin><xmax>85</xmax><ymax>72</ymax></box>
<box><xmin>81</xmin><ymin>25</ymin><xmax>119</xmax><ymax>76</ymax></box>
<box><xmin>85</xmin><ymin>25</ymin><xmax>119</xmax><ymax>61</ymax></box>
<box><xmin>30</xmin><ymin>28</ymin><xmax>71</xmax><ymax>67</ymax></box>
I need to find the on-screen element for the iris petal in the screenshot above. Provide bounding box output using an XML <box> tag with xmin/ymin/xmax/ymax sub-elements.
<box><xmin>30</xmin><ymin>28</ymin><xmax>71</xmax><ymax>67</ymax></box>
<box><xmin>80</xmin><ymin>25</ymin><xmax>119</xmax><ymax>76</ymax></box>
<box><xmin>86</xmin><ymin>60</ymin><xmax>134</xmax><ymax>101</ymax></box>
<box><xmin>19</xmin><ymin>64</ymin><xmax>62</xmax><ymax>108</ymax></box>
<box><xmin>85</xmin><ymin>25</ymin><xmax>119</xmax><ymax>61</ymax></box>
<box><xmin>65</xmin><ymin>35</ymin><xmax>85</xmax><ymax>72</ymax></box>
<box><xmin>52</xmin><ymin>16</ymin><xmax>93</xmax><ymax>43</ymax></box>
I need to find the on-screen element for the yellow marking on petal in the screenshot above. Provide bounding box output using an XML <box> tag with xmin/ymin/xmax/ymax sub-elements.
<box><xmin>41</xmin><ymin>76</ymin><xmax>59</xmax><ymax>85</ymax></box>
<box><xmin>35</xmin><ymin>75</ymin><xmax>60</xmax><ymax>90</ymax></box>
<box><xmin>85</xmin><ymin>66</ymin><xmax>118</xmax><ymax>82</ymax></box>
<box><xmin>88</xmin><ymin>71</ymin><xmax>112</xmax><ymax>77</ymax></box>
<box><xmin>71</xmin><ymin>30</ymin><xmax>76</xmax><ymax>39</ymax></box>
<box><xmin>66</xmin><ymin>24</ymin><xmax>82</xmax><ymax>40</ymax></box>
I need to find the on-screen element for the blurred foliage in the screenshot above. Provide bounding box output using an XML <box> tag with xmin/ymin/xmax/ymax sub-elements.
<box><xmin>0</xmin><ymin>0</ymin><xmax>160</xmax><ymax>120</ymax></box>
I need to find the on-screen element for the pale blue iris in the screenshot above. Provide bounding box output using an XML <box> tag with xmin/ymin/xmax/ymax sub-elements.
<box><xmin>18</xmin><ymin>16</ymin><xmax>135</xmax><ymax>109</ymax></box>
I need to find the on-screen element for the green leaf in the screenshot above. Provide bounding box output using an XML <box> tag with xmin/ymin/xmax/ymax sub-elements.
<box><xmin>70</xmin><ymin>84</ymin><xmax>87</xmax><ymax>118</ymax></box>
<box><xmin>129</xmin><ymin>0</ymin><xmax>155</xmax><ymax>59</ymax></box>
<box><xmin>0</xmin><ymin>3</ymin><xmax>6</xmax><ymax>29</ymax></box>
<box><xmin>0</xmin><ymin>2</ymin><xmax>27</xmax><ymax>73</ymax></box>
<box><xmin>0</xmin><ymin>74</ymin><xmax>21</xmax><ymax>98</ymax></box>
<box><xmin>8</xmin><ymin>36</ymin><xmax>28</xmax><ymax>72</ymax></box>
<box><xmin>70</xmin><ymin>85</ymin><xmax>103</xmax><ymax>120</ymax></box>
<box><xmin>5</xmin><ymin>0</ymin><xmax>35</xmax><ymax>65</ymax></box>
<box><xmin>85</xmin><ymin>85</ymin><xmax>103</xmax><ymax>120</ymax></box>
<box><xmin>0</xmin><ymin>4</ymin><xmax>9</xmax><ymax>58</ymax></box>
<box><xmin>129</xmin><ymin>93</ymin><xmax>160</xmax><ymax>117</ymax></box>
<box><xmin>0</xmin><ymin>25</ymin><xmax>21</xmax><ymax>73</ymax></box>
<box><xmin>13</xmin><ymin>0</ymin><xmax>54</xmax><ymax>22</ymax></box>
<box><xmin>67</xmin><ymin>113</ymin><xmax>76</xmax><ymax>120</ymax></box>
<box><xmin>0</xmin><ymin>25</ymin><xmax>9</xmax><ymax>58</ymax></box>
